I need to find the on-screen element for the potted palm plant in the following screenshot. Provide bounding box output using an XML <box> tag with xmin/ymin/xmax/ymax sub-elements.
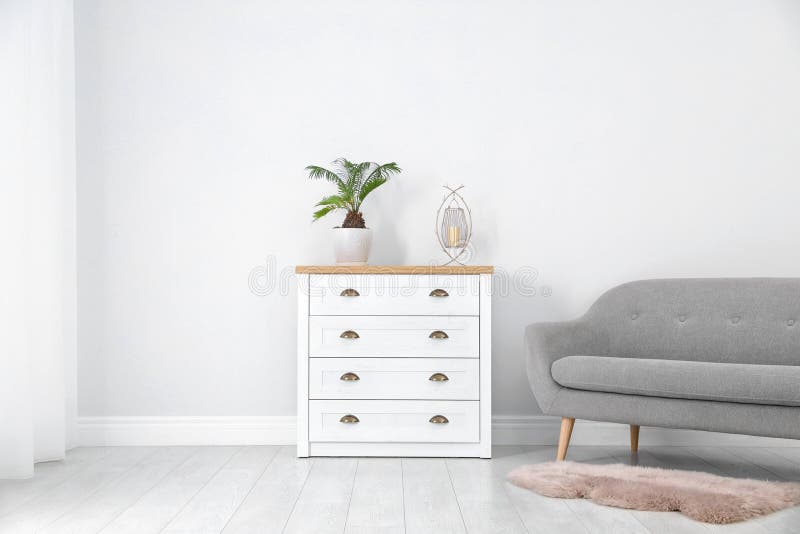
<box><xmin>306</xmin><ymin>158</ymin><xmax>401</xmax><ymax>265</ymax></box>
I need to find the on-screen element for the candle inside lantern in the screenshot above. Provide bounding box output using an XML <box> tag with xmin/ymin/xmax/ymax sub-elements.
<box><xmin>447</xmin><ymin>225</ymin><xmax>461</xmax><ymax>247</ymax></box>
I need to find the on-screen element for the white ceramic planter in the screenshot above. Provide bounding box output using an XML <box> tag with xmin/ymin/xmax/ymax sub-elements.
<box><xmin>333</xmin><ymin>228</ymin><xmax>372</xmax><ymax>265</ymax></box>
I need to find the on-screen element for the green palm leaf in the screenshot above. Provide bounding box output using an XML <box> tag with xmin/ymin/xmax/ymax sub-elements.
<box><xmin>306</xmin><ymin>159</ymin><xmax>401</xmax><ymax>225</ymax></box>
<box><xmin>353</xmin><ymin>162</ymin><xmax>373</xmax><ymax>191</ymax></box>
<box><xmin>357</xmin><ymin>176</ymin><xmax>387</xmax><ymax>206</ymax></box>
<box><xmin>307</xmin><ymin>164</ymin><xmax>349</xmax><ymax>198</ymax></box>
<box><xmin>332</xmin><ymin>158</ymin><xmax>361</xmax><ymax>199</ymax></box>
<box><xmin>316</xmin><ymin>195</ymin><xmax>346</xmax><ymax>207</ymax></box>
<box><xmin>356</xmin><ymin>162</ymin><xmax>402</xmax><ymax>209</ymax></box>
<box><xmin>312</xmin><ymin>205</ymin><xmax>338</xmax><ymax>221</ymax></box>
<box><xmin>306</xmin><ymin>165</ymin><xmax>344</xmax><ymax>186</ymax></box>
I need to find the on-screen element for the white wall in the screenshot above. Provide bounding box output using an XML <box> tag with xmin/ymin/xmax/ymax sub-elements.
<box><xmin>75</xmin><ymin>0</ymin><xmax>800</xmax><ymax>421</ymax></box>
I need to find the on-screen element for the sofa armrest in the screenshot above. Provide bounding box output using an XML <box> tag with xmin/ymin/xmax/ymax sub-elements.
<box><xmin>524</xmin><ymin>320</ymin><xmax>606</xmax><ymax>414</ymax></box>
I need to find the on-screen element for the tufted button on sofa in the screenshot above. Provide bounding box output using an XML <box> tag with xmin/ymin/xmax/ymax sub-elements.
<box><xmin>525</xmin><ymin>278</ymin><xmax>800</xmax><ymax>460</ymax></box>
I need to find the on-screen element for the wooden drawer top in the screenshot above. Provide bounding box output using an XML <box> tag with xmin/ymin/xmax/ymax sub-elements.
<box><xmin>295</xmin><ymin>265</ymin><xmax>494</xmax><ymax>274</ymax></box>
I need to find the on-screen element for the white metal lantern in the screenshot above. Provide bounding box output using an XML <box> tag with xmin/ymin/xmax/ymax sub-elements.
<box><xmin>435</xmin><ymin>185</ymin><xmax>472</xmax><ymax>265</ymax></box>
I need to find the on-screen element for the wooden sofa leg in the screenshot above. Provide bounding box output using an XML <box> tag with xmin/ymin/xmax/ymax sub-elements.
<box><xmin>557</xmin><ymin>417</ymin><xmax>575</xmax><ymax>461</ymax></box>
<box><xmin>630</xmin><ymin>425</ymin><xmax>640</xmax><ymax>453</ymax></box>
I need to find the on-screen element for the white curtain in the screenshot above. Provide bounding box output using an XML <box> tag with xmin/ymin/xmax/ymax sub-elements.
<box><xmin>0</xmin><ymin>0</ymin><xmax>77</xmax><ymax>479</ymax></box>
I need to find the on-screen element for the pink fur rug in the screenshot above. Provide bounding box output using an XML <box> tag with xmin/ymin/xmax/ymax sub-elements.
<box><xmin>507</xmin><ymin>461</ymin><xmax>800</xmax><ymax>524</ymax></box>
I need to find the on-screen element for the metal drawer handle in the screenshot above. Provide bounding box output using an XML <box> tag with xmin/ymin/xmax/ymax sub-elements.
<box><xmin>429</xmin><ymin>330</ymin><xmax>449</xmax><ymax>339</ymax></box>
<box><xmin>340</xmin><ymin>372</ymin><xmax>360</xmax><ymax>381</ymax></box>
<box><xmin>340</xmin><ymin>330</ymin><xmax>360</xmax><ymax>339</ymax></box>
<box><xmin>429</xmin><ymin>415</ymin><xmax>449</xmax><ymax>424</ymax></box>
<box><xmin>429</xmin><ymin>373</ymin><xmax>449</xmax><ymax>382</ymax></box>
<box><xmin>429</xmin><ymin>289</ymin><xmax>449</xmax><ymax>297</ymax></box>
<box><xmin>340</xmin><ymin>414</ymin><xmax>360</xmax><ymax>424</ymax></box>
<box><xmin>340</xmin><ymin>288</ymin><xmax>360</xmax><ymax>297</ymax></box>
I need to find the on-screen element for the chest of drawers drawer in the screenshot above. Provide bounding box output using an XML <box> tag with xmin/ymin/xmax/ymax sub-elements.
<box><xmin>309</xmin><ymin>274</ymin><xmax>479</xmax><ymax>316</ymax></box>
<box><xmin>309</xmin><ymin>357</ymin><xmax>480</xmax><ymax>400</ymax></box>
<box><xmin>309</xmin><ymin>316</ymin><xmax>479</xmax><ymax>358</ymax></box>
<box><xmin>309</xmin><ymin>400</ymin><xmax>480</xmax><ymax>443</ymax></box>
<box><xmin>296</xmin><ymin>266</ymin><xmax>492</xmax><ymax>458</ymax></box>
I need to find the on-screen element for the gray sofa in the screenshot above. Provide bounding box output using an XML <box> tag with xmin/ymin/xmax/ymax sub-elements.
<box><xmin>525</xmin><ymin>278</ymin><xmax>800</xmax><ymax>460</ymax></box>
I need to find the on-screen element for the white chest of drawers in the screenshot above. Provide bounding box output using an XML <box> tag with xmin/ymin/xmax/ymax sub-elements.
<box><xmin>296</xmin><ymin>266</ymin><xmax>493</xmax><ymax>458</ymax></box>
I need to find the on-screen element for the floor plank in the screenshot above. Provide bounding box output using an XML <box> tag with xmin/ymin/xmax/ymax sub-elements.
<box><xmin>766</xmin><ymin>447</ymin><xmax>800</xmax><ymax>467</ymax></box>
<box><xmin>222</xmin><ymin>447</ymin><xmax>314</xmax><ymax>534</ymax></box>
<box><xmin>40</xmin><ymin>447</ymin><xmax>197</xmax><ymax>534</ymax></box>
<box><xmin>98</xmin><ymin>446</ymin><xmax>240</xmax><ymax>534</ymax></box>
<box><xmin>0</xmin><ymin>447</ymin><xmax>156</xmax><ymax>534</ymax></box>
<box><xmin>640</xmin><ymin>447</ymin><xmax>725</xmax><ymax>476</ymax></box>
<box><xmin>505</xmin><ymin>487</ymin><xmax>589</xmax><ymax>533</ymax></box>
<box><xmin>553</xmin><ymin>446</ymin><xmax>652</xmax><ymax>534</ymax></box>
<box><xmin>689</xmin><ymin>447</ymin><xmax>780</xmax><ymax>482</ymax></box>
<box><xmin>0</xmin><ymin>447</ymin><xmax>112</xmax><ymax>516</ymax></box>
<box><xmin>3</xmin><ymin>445</ymin><xmax>799</xmax><ymax>534</ymax></box>
<box><xmin>401</xmin><ymin>458</ymin><xmax>466</xmax><ymax>534</ymax></box>
<box><xmin>724</xmin><ymin>447</ymin><xmax>800</xmax><ymax>481</ymax></box>
<box><xmin>447</xmin><ymin>452</ymin><xmax>527</xmax><ymax>534</ymax></box>
<box><xmin>344</xmin><ymin>458</ymin><xmax>405</xmax><ymax>534</ymax></box>
<box><xmin>162</xmin><ymin>446</ymin><xmax>279</xmax><ymax>534</ymax></box>
<box><xmin>282</xmin><ymin>457</ymin><xmax>358</xmax><ymax>534</ymax></box>
<box><xmin>491</xmin><ymin>446</ymin><xmax>588</xmax><ymax>534</ymax></box>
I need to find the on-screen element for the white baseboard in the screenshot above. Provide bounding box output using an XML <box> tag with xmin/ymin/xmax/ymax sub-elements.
<box><xmin>492</xmin><ymin>415</ymin><xmax>800</xmax><ymax>447</ymax></box>
<box><xmin>77</xmin><ymin>415</ymin><xmax>799</xmax><ymax>448</ymax></box>
<box><xmin>77</xmin><ymin>416</ymin><xmax>296</xmax><ymax>446</ymax></box>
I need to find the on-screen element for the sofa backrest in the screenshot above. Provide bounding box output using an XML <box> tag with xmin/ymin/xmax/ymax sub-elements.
<box><xmin>585</xmin><ymin>278</ymin><xmax>800</xmax><ymax>365</ymax></box>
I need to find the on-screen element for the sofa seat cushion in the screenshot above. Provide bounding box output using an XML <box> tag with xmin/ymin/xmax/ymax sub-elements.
<box><xmin>551</xmin><ymin>356</ymin><xmax>800</xmax><ymax>407</ymax></box>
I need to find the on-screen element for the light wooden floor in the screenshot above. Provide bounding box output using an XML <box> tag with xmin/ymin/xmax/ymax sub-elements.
<box><xmin>1</xmin><ymin>445</ymin><xmax>799</xmax><ymax>533</ymax></box>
